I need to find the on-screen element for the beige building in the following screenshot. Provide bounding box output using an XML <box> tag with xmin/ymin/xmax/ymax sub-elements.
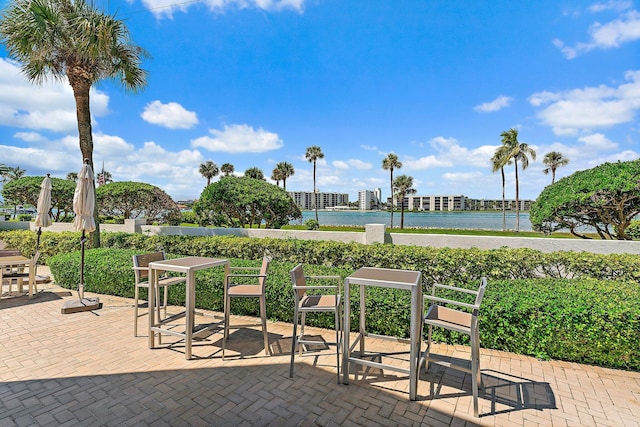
<box><xmin>289</xmin><ymin>191</ymin><xmax>349</xmax><ymax>210</ymax></box>
<box><xmin>388</xmin><ymin>194</ymin><xmax>532</xmax><ymax>211</ymax></box>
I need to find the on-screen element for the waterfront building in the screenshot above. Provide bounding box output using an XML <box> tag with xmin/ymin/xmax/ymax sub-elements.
<box><xmin>289</xmin><ymin>191</ymin><xmax>349</xmax><ymax>210</ymax></box>
<box><xmin>387</xmin><ymin>194</ymin><xmax>532</xmax><ymax>211</ymax></box>
<box><xmin>358</xmin><ymin>188</ymin><xmax>382</xmax><ymax>210</ymax></box>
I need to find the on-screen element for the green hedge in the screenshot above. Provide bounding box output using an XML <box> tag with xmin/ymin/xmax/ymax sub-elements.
<box><xmin>5</xmin><ymin>229</ymin><xmax>640</xmax><ymax>370</ymax></box>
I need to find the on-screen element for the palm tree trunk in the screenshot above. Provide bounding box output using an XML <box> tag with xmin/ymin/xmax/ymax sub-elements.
<box><xmin>501</xmin><ymin>167</ymin><xmax>506</xmax><ymax>231</ymax></box>
<box><xmin>70</xmin><ymin>75</ymin><xmax>101</xmax><ymax>248</ymax></box>
<box><xmin>390</xmin><ymin>169</ymin><xmax>394</xmax><ymax>229</ymax></box>
<box><xmin>400</xmin><ymin>204</ymin><xmax>405</xmax><ymax>229</ymax></box>
<box><xmin>515</xmin><ymin>162</ymin><xmax>520</xmax><ymax>232</ymax></box>
<box><xmin>313</xmin><ymin>161</ymin><xmax>318</xmax><ymax>222</ymax></box>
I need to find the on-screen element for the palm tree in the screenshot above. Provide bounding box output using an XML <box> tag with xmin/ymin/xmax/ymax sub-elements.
<box><xmin>66</xmin><ymin>172</ymin><xmax>78</xmax><ymax>183</ymax></box>
<box><xmin>276</xmin><ymin>161</ymin><xmax>295</xmax><ymax>190</ymax></box>
<box><xmin>221</xmin><ymin>163</ymin><xmax>235</xmax><ymax>176</ymax></box>
<box><xmin>305</xmin><ymin>146</ymin><xmax>324</xmax><ymax>222</ymax></box>
<box><xmin>542</xmin><ymin>151</ymin><xmax>569</xmax><ymax>184</ymax></box>
<box><xmin>382</xmin><ymin>153</ymin><xmax>402</xmax><ymax>228</ymax></box>
<box><xmin>245</xmin><ymin>167</ymin><xmax>265</xmax><ymax>180</ymax></box>
<box><xmin>393</xmin><ymin>174</ymin><xmax>416</xmax><ymax>229</ymax></box>
<box><xmin>5</xmin><ymin>166</ymin><xmax>26</xmax><ymax>181</ymax></box>
<box><xmin>0</xmin><ymin>0</ymin><xmax>148</xmax><ymax>248</ymax></box>
<box><xmin>500</xmin><ymin>128</ymin><xmax>536</xmax><ymax>232</ymax></box>
<box><xmin>491</xmin><ymin>146</ymin><xmax>511</xmax><ymax>231</ymax></box>
<box><xmin>271</xmin><ymin>167</ymin><xmax>283</xmax><ymax>186</ymax></box>
<box><xmin>199</xmin><ymin>160</ymin><xmax>219</xmax><ymax>186</ymax></box>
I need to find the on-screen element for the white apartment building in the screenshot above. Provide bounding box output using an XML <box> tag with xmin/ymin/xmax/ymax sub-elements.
<box><xmin>388</xmin><ymin>194</ymin><xmax>533</xmax><ymax>211</ymax></box>
<box><xmin>289</xmin><ymin>191</ymin><xmax>349</xmax><ymax>210</ymax></box>
<box><xmin>358</xmin><ymin>188</ymin><xmax>382</xmax><ymax>210</ymax></box>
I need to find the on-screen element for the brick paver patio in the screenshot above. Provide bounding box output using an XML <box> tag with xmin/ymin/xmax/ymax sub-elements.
<box><xmin>1</xmin><ymin>269</ymin><xmax>639</xmax><ymax>426</ymax></box>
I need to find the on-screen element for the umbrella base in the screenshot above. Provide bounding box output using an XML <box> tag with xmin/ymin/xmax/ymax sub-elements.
<box><xmin>61</xmin><ymin>297</ymin><xmax>102</xmax><ymax>314</ymax></box>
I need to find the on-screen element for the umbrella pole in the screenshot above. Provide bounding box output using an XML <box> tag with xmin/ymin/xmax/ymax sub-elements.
<box><xmin>79</xmin><ymin>230</ymin><xmax>86</xmax><ymax>300</ymax></box>
<box><xmin>61</xmin><ymin>230</ymin><xmax>101</xmax><ymax>314</ymax></box>
<box><xmin>36</xmin><ymin>227</ymin><xmax>42</xmax><ymax>252</ymax></box>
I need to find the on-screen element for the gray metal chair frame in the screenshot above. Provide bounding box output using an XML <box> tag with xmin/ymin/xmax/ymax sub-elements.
<box><xmin>1</xmin><ymin>250</ymin><xmax>40</xmax><ymax>295</ymax></box>
<box><xmin>419</xmin><ymin>277</ymin><xmax>487</xmax><ymax>417</ymax></box>
<box><xmin>222</xmin><ymin>256</ymin><xmax>271</xmax><ymax>359</ymax></box>
<box><xmin>289</xmin><ymin>263</ymin><xmax>342</xmax><ymax>382</ymax></box>
<box><xmin>132</xmin><ymin>252</ymin><xmax>186</xmax><ymax>337</ymax></box>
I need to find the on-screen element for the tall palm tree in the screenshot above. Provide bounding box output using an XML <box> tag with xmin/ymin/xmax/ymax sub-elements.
<box><xmin>382</xmin><ymin>153</ymin><xmax>402</xmax><ymax>228</ymax></box>
<box><xmin>0</xmin><ymin>0</ymin><xmax>148</xmax><ymax>248</ymax></box>
<box><xmin>542</xmin><ymin>151</ymin><xmax>569</xmax><ymax>184</ymax></box>
<box><xmin>66</xmin><ymin>172</ymin><xmax>78</xmax><ymax>183</ymax></box>
<box><xmin>491</xmin><ymin>146</ymin><xmax>511</xmax><ymax>231</ymax></box>
<box><xmin>244</xmin><ymin>167</ymin><xmax>265</xmax><ymax>180</ymax></box>
<box><xmin>500</xmin><ymin>128</ymin><xmax>536</xmax><ymax>232</ymax></box>
<box><xmin>276</xmin><ymin>161</ymin><xmax>295</xmax><ymax>190</ymax></box>
<box><xmin>393</xmin><ymin>174</ymin><xmax>416</xmax><ymax>229</ymax></box>
<box><xmin>199</xmin><ymin>160</ymin><xmax>219</xmax><ymax>186</ymax></box>
<box><xmin>305</xmin><ymin>146</ymin><xmax>324</xmax><ymax>222</ymax></box>
<box><xmin>221</xmin><ymin>163</ymin><xmax>234</xmax><ymax>176</ymax></box>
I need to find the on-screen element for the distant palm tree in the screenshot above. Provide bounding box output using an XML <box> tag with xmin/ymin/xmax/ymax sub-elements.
<box><xmin>245</xmin><ymin>167</ymin><xmax>265</xmax><ymax>180</ymax></box>
<box><xmin>199</xmin><ymin>160</ymin><xmax>219</xmax><ymax>186</ymax></box>
<box><xmin>0</xmin><ymin>164</ymin><xmax>9</xmax><ymax>176</ymax></box>
<box><xmin>491</xmin><ymin>146</ymin><xmax>512</xmax><ymax>231</ymax></box>
<box><xmin>5</xmin><ymin>166</ymin><xmax>25</xmax><ymax>181</ymax></box>
<box><xmin>501</xmin><ymin>128</ymin><xmax>536</xmax><ymax>232</ymax></box>
<box><xmin>0</xmin><ymin>0</ymin><xmax>148</xmax><ymax>248</ymax></box>
<box><xmin>305</xmin><ymin>146</ymin><xmax>324</xmax><ymax>222</ymax></box>
<box><xmin>276</xmin><ymin>161</ymin><xmax>295</xmax><ymax>190</ymax></box>
<box><xmin>393</xmin><ymin>174</ymin><xmax>416</xmax><ymax>229</ymax></box>
<box><xmin>66</xmin><ymin>172</ymin><xmax>78</xmax><ymax>183</ymax></box>
<box><xmin>542</xmin><ymin>151</ymin><xmax>569</xmax><ymax>184</ymax></box>
<box><xmin>221</xmin><ymin>163</ymin><xmax>235</xmax><ymax>176</ymax></box>
<box><xmin>382</xmin><ymin>153</ymin><xmax>402</xmax><ymax>228</ymax></box>
<box><xmin>271</xmin><ymin>167</ymin><xmax>283</xmax><ymax>186</ymax></box>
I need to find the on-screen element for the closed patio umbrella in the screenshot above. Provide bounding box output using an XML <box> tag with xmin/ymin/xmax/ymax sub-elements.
<box><xmin>62</xmin><ymin>159</ymin><xmax>100</xmax><ymax>314</ymax></box>
<box><xmin>34</xmin><ymin>174</ymin><xmax>52</xmax><ymax>251</ymax></box>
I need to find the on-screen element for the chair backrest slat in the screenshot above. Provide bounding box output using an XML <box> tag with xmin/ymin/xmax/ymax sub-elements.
<box><xmin>133</xmin><ymin>251</ymin><xmax>165</xmax><ymax>281</ymax></box>
<box><xmin>290</xmin><ymin>264</ymin><xmax>306</xmax><ymax>299</ymax></box>
<box><xmin>259</xmin><ymin>256</ymin><xmax>271</xmax><ymax>289</ymax></box>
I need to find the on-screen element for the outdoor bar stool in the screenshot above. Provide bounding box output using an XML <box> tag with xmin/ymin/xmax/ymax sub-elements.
<box><xmin>419</xmin><ymin>277</ymin><xmax>487</xmax><ymax>417</ymax></box>
<box><xmin>222</xmin><ymin>256</ymin><xmax>271</xmax><ymax>359</ymax></box>
<box><xmin>132</xmin><ymin>252</ymin><xmax>186</xmax><ymax>337</ymax></box>
<box><xmin>289</xmin><ymin>264</ymin><xmax>342</xmax><ymax>382</ymax></box>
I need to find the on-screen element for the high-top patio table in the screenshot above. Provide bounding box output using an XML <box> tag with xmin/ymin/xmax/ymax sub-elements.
<box><xmin>342</xmin><ymin>266</ymin><xmax>423</xmax><ymax>400</ymax></box>
<box><xmin>148</xmin><ymin>256</ymin><xmax>229</xmax><ymax>359</ymax></box>
<box><xmin>0</xmin><ymin>255</ymin><xmax>35</xmax><ymax>298</ymax></box>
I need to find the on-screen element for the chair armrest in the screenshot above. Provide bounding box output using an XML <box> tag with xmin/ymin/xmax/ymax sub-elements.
<box><xmin>229</xmin><ymin>266</ymin><xmax>261</xmax><ymax>271</ymax></box>
<box><xmin>293</xmin><ymin>285</ymin><xmax>338</xmax><ymax>290</ymax></box>
<box><xmin>132</xmin><ymin>266</ymin><xmax>149</xmax><ymax>271</ymax></box>
<box><xmin>305</xmin><ymin>275</ymin><xmax>341</xmax><ymax>281</ymax></box>
<box><xmin>424</xmin><ymin>295</ymin><xmax>479</xmax><ymax>311</ymax></box>
<box><xmin>433</xmin><ymin>283</ymin><xmax>479</xmax><ymax>296</ymax></box>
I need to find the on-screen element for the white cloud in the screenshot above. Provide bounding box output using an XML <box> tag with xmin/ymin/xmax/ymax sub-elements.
<box><xmin>588</xmin><ymin>1</ymin><xmax>632</xmax><ymax>13</ymax></box>
<box><xmin>529</xmin><ymin>70</ymin><xmax>640</xmax><ymax>135</ymax></box>
<box><xmin>554</xmin><ymin>9</ymin><xmax>640</xmax><ymax>58</ymax></box>
<box><xmin>142</xmin><ymin>0</ymin><xmax>305</xmax><ymax>19</ymax></box>
<box><xmin>192</xmin><ymin>123</ymin><xmax>283</xmax><ymax>153</ymax></box>
<box><xmin>360</xmin><ymin>144</ymin><xmax>378</xmax><ymax>151</ymax></box>
<box><xmin>473</xmin><ymin>95</ymin><xmax>513</xmax><ymax>113</ymax></box>
<box><xmin>577</xmin><ymin>133</ymin><xmax>618</xmax><ymax>150</ymax></box>
<box><xmin>13</xmin><ymin>132</ymin><xmax>47</xmax><ymax>143</ymax></box>
<box><xmin>333</xmin><ymin>159</ymin><xmax>372</xmax><ymax>170</ymax></box>
<box><xmin>0</xmin><ymin>58</ymin><xmax>109</xmax><ymax>132</ymax></box>
<box><xmin>442</xmin><ymin>172</ymin><xmax>484</xmax><ymax>182</ymax></box>
<box><xmin>140</xmin><ymin>100</ymin><xmax>198</xmax><ymax>129</ymax></box>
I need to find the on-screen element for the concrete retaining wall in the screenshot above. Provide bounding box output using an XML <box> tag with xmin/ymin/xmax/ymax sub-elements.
<box><xmin>3</xmin><ymin>220</ymin><xmax>640</xmax><ymax>254</ymax></box>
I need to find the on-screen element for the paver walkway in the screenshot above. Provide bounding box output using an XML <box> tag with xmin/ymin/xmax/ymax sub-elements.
<box><xmin>1</xmin><ymin>270</ymin><xmax>639</xmax><ymax>426</ymax></box>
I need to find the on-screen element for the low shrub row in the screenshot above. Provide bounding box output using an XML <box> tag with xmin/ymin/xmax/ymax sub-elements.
<box><xmin>46</xmin><ymin>245</ymin><xmax>640</xmax><ymax>371</ymax></box>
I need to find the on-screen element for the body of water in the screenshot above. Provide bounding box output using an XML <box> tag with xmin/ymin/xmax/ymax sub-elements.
<box><xmin>293</xmin><ymin>210</ymin><xmax>533</xmax><ymax>231</ymax></box>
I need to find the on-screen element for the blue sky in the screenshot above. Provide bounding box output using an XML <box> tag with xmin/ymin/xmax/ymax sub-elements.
<box><xmin>1</xmin><ymin>0</ymin><xmax>639</xmax><ymax>202</ymax></box>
